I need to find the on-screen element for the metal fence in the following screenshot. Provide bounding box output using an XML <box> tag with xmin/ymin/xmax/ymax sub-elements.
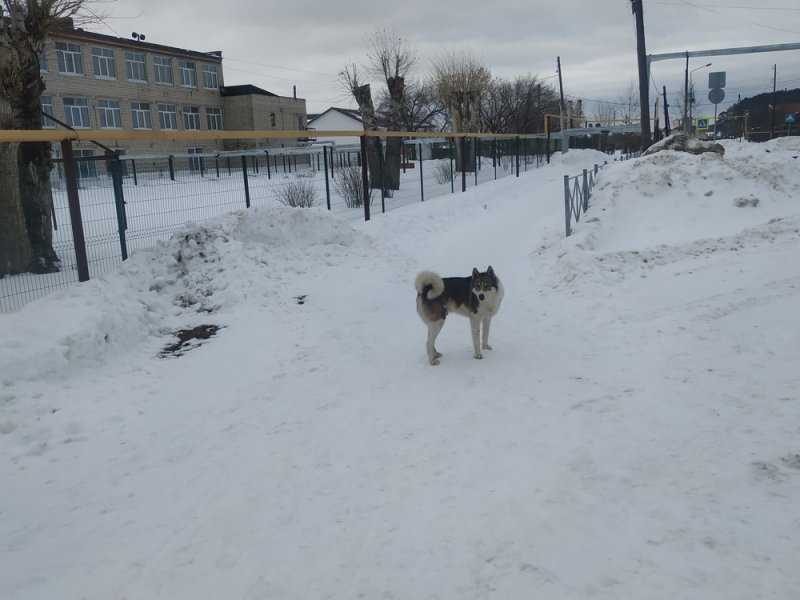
<box><xmin>1</xmin><ymin>131</ymin><xmax>558</xmax><ymax>311</ymax></box>
<box><xmin>561</xmin><ymin>149</ymin><xmax>641</xmax><ymax>237</ymax></box>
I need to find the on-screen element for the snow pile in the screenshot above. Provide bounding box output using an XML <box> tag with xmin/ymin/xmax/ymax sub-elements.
<box><xmin>0</xmin><ymin>207</ymin><xmax>374</xmax><ymax>383</ymax></box>
<box><xmin>539</xmin><ymin>139</ymin><xmax>800</xmax><ymax>289</ymax></box>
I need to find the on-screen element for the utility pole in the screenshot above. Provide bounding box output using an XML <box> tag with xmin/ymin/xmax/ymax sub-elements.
<box><xmin>557</xmin><ymin>56</ymin><xmax>568</xmax><ymax>153</ymax></box>
<box><xmin>683</xmin><ymin>52</ymin><xmax>689</xmax><ymax>133</ymax></box>
<box><xmin>663</xmin><ymin>85</ymin><xmax>671</xmax><ymax>136</ymax></box>
<box><xmin>631</xmin><ymin>0</ymin><xmax>652</xmax><ymax>149</ymax></box>
<box><xmin>770</xmin><ymin>64</ymin><xmax>777</xmax><ymax>139</ymax></box>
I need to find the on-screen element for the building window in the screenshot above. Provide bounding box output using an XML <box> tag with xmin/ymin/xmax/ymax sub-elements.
<box><xmin>183</xmin><ymin>105</ymin><xmax>200</xmax><ymax>130</ymax></box>
<box><xmin>158</xmin><ymin>103</ymin><xmax>177</xmax><ymax>129</ymax></box>
<box><xmin>179</xmin><ymin>61</ymin><xmax>197</xmax><ymax>88</ymax></box>
<box><xmin>125</xmin><ymin>51</ymin><xmax>147</xmax><ymax>82</ymax></box>
<box><xmin>97</xmin><ymin>99</ymin><xmax>122</xmax><ymax>128</ymax></box>
<box><xmin>41</xmin><ymin>96</ymin><xmax>55</xmax><ymax>128</ymax></box>
<box><xmin>269</xmin><ymin>112</ymin><xmax>276</xmax><ymax>127</ymax></box>
<box><xmin>187</xmin><ymin>147</ymin><xmax>204</xmax><ymax>172</ymax></box>
<box><xmin>39</xmin><ymin>48</ymin><xmax>48</xmax><ymax>72</ymax></box>
<box><xmin>131</xmin><ymin>102</ymin><xmax>152</xmax><ymax>129</ymax></box>
<box><xmin>63</xmin><ymin>97</ymin><xmax>90</xmax><ymax>128</ymax></box>
<box><xmin>206</xmin><ymin>107</ymin><xmax>223</xmax><ymax>130</ymax></box>
<box><xmin>153</xmin><ymin>56</ymin><xmax>173</xmax><ymax>85</ymax></box>
<box><xmin>91</xmin><ymin>47</ymin><xmax>116</xmax><ymax>79</ymax></box>
<box><xmin>202</xmin><ymin>65</ymin><xmax>218</xmax><ymax>89</ymax></box>
<box><xmin>76</xmin><ymin>149</ymin><xmax>97</xmax><ymax>179</ymax></box>
<box><xmin>56</xmin><ymin>42</ymin><xmax>83</xmax><ymax>75</ymax></box>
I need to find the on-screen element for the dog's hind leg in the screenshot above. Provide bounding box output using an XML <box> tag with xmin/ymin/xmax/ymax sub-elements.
<box><xmin>426</xmin><ymin>319</ymin><xmax>445</xmax><ymax>365</ymax></box>
<box><xmin>470</xmin><ymin>317</ymin><xmax>483</xmax><ymax>359</ymax></box>
<box><xmin>481</xmin><ymin>317</ymin><xmax>492</xmax><ymax>350</ymax></box>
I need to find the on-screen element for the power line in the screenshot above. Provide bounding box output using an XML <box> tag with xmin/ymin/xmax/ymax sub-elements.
<box><xmin>672</xmin><ymin>0</ymin><xmax>800</xmax><ymax>34</ymax></box>
<box><xmin>656</xmin><ymin>1</ymin><xmax>800</xmax><ymax>11</ymax></box>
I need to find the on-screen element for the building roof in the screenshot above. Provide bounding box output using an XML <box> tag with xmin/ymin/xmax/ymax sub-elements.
<box><xmin>52</xmin><ymin>21</ymin><xmax>222</xmax><ymax>63</ymax></box>
<box><xmin>220</xmin><ymin>84</ymin><xmax>278</xmax><ymax>98</ymax></box>
<box><xmin>307</xmin><ymin>106</ymin><xmax>363</xmax><ymax>124</ymax></box>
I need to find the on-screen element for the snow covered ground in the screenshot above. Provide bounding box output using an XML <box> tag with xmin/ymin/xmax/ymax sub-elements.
<box><xmin>2</xmin><ymin>140</ymin><xmax>799</xmax><ymax>599</ymax></box>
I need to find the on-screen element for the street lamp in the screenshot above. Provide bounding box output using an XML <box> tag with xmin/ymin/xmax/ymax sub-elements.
<box><xmin>687</xmin><ymin>62</ymin><xmax>712</xmax><ymax>134</ymax></box>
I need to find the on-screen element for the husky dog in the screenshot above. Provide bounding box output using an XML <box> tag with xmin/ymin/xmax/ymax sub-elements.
<box><xmin>415</xmin><ymin>267</ymin><xmax>504</xmax><ymax>365</ymax></box>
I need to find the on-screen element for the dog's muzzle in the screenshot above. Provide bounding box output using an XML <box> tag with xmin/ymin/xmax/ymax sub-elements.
<box><xmin>478</xmin><ymin>293</ymin><xmax>485</xmax><ymax>301</ymax></box>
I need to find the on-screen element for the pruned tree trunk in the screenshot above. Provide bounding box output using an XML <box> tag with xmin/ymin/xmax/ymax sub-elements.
<box><xmin>353</xmin><ymin>83</ymin><xmax>383</xmax><ymax>191</ymax></box>
<box><xmin>18</xmin><ymin>140</ymin><xmax>59</xmax><ymax>272</ymax></box>
<box><xmin>0</xmin><ymin>141</ymin><xmax>32</xmax><ymax>276</ymax></box>
<box><xmin>383</xmin><ymin>76</ymin><xmax>404</xmax><ymax>190</ymax></box>
<box><xmin>1</xmin><ymin>10</ymin><xmax>61</xmax><ymax>274</ymax></box>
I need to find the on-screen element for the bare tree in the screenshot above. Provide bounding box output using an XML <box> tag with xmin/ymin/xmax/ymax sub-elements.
<box><xmin>0</xmin><ymin>1</ymin><xmax>99</xmax><ymax>274</ymax></box>
<box><xmin>0</xmin><ymin>110</ymin><xmax>31</xmax><ymax>275</ymax></box>
<box><xmin>480</xmin><ymin>75</ymin><xmax>560</xmax><ymax>134</ymax></box>
<box><xmin>432</xmin><ymin>52</ymin><xmax>491</xmax><ymax>171</ymax></box>
<box><xmin>367</xmin><ymin>29</ymin><xmax>415</xmax><ymax>190</ymax></box>
<box><xmin>377</xmin><ymin>80</ymin><xmax>446</xmax><ymax>132</ymax></box>
<box><xmin>619</xmin><ymin>81</ymin><xmax>640</xmax><ymax>125</ymax></box>
<box><xmin>339</xmin><ymin>64</ymin><xmax>381</xmax><ymax>191</ymax></box>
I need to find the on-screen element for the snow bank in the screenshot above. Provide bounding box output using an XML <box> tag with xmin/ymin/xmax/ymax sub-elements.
<box><xmin>0</xmin><ymin>208</ymin><xmax>373</xmax><ymax>383</ymax></box>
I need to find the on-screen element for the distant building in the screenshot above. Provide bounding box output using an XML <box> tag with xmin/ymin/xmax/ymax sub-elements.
<box><xmin>37</xmin><ymin>19</ymin><xmax>307</xmax><ymax>163</ymax></box>
<box><xmin>40</xmin><ymin>19</ymin><xmax>225</xmax><ymax>159</ymax></box>
<box><xmin>220</xmin><ymin>85</ymin><xmax>307</xmax><ymax>150</ymax></box>
<box><xmin>307</xmin><ymin>107</ymin><xmax>363</xmax><ymax>146</ymax></box>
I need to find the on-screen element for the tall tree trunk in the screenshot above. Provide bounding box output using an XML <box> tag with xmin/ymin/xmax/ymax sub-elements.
<box><xmin>4</xmin><ymin>40</ymin><xmax>60</xmax><ymax>273</ymax></box>
<box><xmin>383</xmin><ymin>76</ymin><xmax>405</xmax><ymax>190</ymax></box>
<box><xmin>0</xmin><ymin>142</ymin><xmax>32</xmax><ymax>276</ymax></box>
<box><xmin>353</xmin><ymin>84</ymin><xmax>383</xmax><ymax>191</ymax></box>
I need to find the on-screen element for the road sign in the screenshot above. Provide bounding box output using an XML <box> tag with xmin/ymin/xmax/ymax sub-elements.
<box><xmin>709</xmin><ymin>71</ymin><xmax>726</xmax><ymax>89</ymax></box>
<box><xmin>708</xmin><ymin>88</ymin><xmax>725</xmax><ymax>104</ymax></box>
<box><xmin>786</xmin><ymin>113</ymin><xmax>797</xmax><ymax>125</ymax></box>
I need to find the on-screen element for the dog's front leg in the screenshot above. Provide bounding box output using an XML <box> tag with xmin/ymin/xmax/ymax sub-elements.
<box><xmin>470</xmin><ymin>317</ymin><xmax>482</xmax><ymax>359</ymax></box>
<box><xmin>481</xmin><ymin>317</ymin><xmax>492</xmax><ymax>350</ymax></box>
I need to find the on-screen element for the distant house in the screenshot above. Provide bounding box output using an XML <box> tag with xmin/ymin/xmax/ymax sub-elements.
<box><xmin>307</xmin><ymin>106</ymin><xmax>363</xmax><ymax>146</ymax></box>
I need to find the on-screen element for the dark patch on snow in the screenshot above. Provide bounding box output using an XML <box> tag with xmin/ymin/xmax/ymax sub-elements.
<box><xmin>780</xmin><ymin>453</ymin><xmax>800</xmax><ymax>470</ymax></box>
<box><xmin>160</xmin><ymin>324</ymin><xmax>221</xmax><ymax>358</ymax></box>
<box><xmin>294</xmin><ymin>294</ymin><xmax>308</xmax><ymax>305</ymax></box>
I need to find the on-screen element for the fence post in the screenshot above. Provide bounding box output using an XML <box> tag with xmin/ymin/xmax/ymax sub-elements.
<box><xmin>200</xmin><ymin>156</ymin><xmax>205</xmax><ymax>177</ymax></box>
<box><xmin>418</xmin><ymin>143</ymin><xmax>424</xmax><ymax>202</ymax></box>
<box><xmin>401</xmin><ymin>143</ymin><xmax>406</xmax><ymax>174</ymax></box>
<box><xmin>360</xmin><ymin>135</ymin><xmax>371</xmax><ymax>221</ymax></box>
<box><xmin>254</xmin><ymin>155</ymin><xmax>259</xmax><ymax>174</ymax></box>
<box><xmin>131</xmin><ymin>159</ymin><xmax>138</xmax><ymax>186</ymax></box>
<box><xmin>563</xmin><ymin>175</ymin><xmax>572</xmax><ymax>237</ymax></box>
<box><xmin>582</xmin><ymin>168</ymin><xmax>589</xmax><ymax>211</ymax></box>
<box><xmin>460</xmin><ymin>136</ymin><xmax>467</xmax><ymax>192</ymax></box>
<box><xmin>493</xmin><ymin>138</ymin><xmax>497</xmax><ymax>180</ymax></box>
<box><xmin>60</xmin><ymin>140</ymin><xmax>90</xmax><ymax>282</ymax></box>
<box><xmin>215</xmin><ymin>156</ymin><xmax>220</xmax><ymax>178</ymax></box>
<box><xmin>378</xmin><ymin>141</ymin><xmax>386</xmax><ymax>213</ymax></box>
<box><xmin>594</xmin><ymin>163</ymin><xmax>598</xmax><ymax>176</ymax></box>
<box><xmin>474</xmin><ymin>137</ymin><xmax>478</xmax><ymax>186</ymax></box>
<box><xmin>282</xmin><ymin>153</ymin><xmax>287</xmax><ymax>174</ymax></box>
<box><xmin>168</xmin><ymin>155</ymin><xmax>175</xmax><ymax>181</ymax></box>
<box><xmin>449</xmin><ymin>139</ymin><xmax>455</xmax><ymax>193</ymax></box>
<box><xmin>109</xmin><ymin>153</ymin><xmax>129</xmax><ymax>261</ymax></box>
<box><xmin>241</xmin><ymin>155</ymin><xmax>251</xmax><ymax>208</ymax></box>
<box><xmin>227</xmin><ymin>156</ymin><xmax>231</xmax><ymax>176</ymax></box>
<box><xmin>515</xmin><ymin>136</ymin><xmax>520</xmax><ymax>177</ymax></box>
<box><xmin>265</xmin><ymin>151</ymin><xmax>271</xmax><ymax>179</ymax></box>
<box><xmin>323</xmin><ymin>146</ymin><xmax>331</xmax><ymax>210</ymax></box>
<box><xmin>329</xmin><ymin>147</ymin><xmax>335</xmax><ymax>179</ymax></box>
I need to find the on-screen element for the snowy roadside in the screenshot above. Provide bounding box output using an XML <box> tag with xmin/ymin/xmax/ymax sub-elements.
<box><xmin>2</xmin><ymin>144</ymin><xmax>799</xmax><ymax>600</ymax></box>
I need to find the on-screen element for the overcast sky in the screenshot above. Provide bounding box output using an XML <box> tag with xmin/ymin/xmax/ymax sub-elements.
<box><xmin>93</xmin><ymin>0</ymin><xmax>800</xmax><ymax>118</ymax></box>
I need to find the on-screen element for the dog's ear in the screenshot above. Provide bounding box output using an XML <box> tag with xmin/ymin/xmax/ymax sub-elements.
<box><xmin>487</xmin><ymin>265</ymin><xmax>495</xmax><ymax>277</ymax></box>
<box><xmin>472</xmin><ymin>267</ymin><xmax>479</xmax><ymax>279</ymax></box>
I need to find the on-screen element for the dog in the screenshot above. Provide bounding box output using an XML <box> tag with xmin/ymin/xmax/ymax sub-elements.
<box><xmin>415</xmin><ymin>266</ymin><xmax>504</xmax><ymax>365</ymax></box>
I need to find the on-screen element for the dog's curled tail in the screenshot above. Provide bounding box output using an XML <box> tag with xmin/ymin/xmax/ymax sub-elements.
<box><xmin>415</xmin><ymin>271</ymin><xmax>445</xmax><ymax>300</ymax></box>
